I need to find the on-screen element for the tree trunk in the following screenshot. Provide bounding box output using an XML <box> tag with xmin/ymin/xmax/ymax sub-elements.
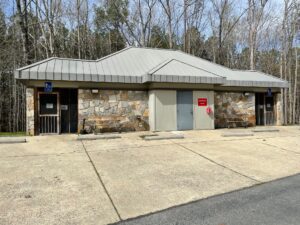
<box><xmin>293</xmin><ymin>42</ymin><xmax>298</xmax><ymax>124</ymax></box>
<box><xmin>183</xmin><ymin>0</ymin><xmax>188</xmax><ymax>52</ymax></box>
<box><xmin>77</xmin><ymin>0</ymin><xmax>81</xmax><ymax>59</ymax></box>
<box><xmin>16</xmin><ymin>0</ymin><xmax>31</xmax><ymax>64</ymax></box>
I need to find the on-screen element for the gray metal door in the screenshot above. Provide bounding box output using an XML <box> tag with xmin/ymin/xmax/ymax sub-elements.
<box><xmin>177</xmin><ymin>91</ymin><xmax>193</xmax><ymax>130</ymax></box>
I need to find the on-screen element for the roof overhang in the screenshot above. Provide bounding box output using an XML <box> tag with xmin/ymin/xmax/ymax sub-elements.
<box><xmin>224</xmin><ymin>80</ymin><xmax>289</xmax><ymax>88</ymax></box>
<box><xmin>15</xmin><ymin>69</ymin><xmax>289</xmax><ymax>88</ymax></box>
<box><xmin>15</xmin><ymin>48</ymin><xmax>289</xmax><ymax>89</ymax></box>
<box><xmin>142</xmin><ymin>74</ymin><xmax>225</xmax><ymax>84</ymax></box>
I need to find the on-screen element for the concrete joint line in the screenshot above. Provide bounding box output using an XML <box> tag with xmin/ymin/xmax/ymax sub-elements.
<box><xmin>0</xmin><ymin>151</ymin><xmax>83</xmax><ymax>159</ymax></box>
<box><xmin>175</xmin><ymin>136</ymin><xmax>268</xmax><ymax>145</ymax></box>
<box><xmin>80</xmin><ymin>141</ymin><xmax>122</xmax><ymax>221</ymax></box>
<box><xmin>175</xmin><ymin>142</ymin><xmax>261</xmax><ymax>183</ymax></box>
<box><xmin>261</xmin><ymin>142</ymin><xmax>300</xmax><ymax>155</ymax></box>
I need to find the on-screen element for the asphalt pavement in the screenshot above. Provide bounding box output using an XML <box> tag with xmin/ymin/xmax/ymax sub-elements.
<box><xmin>113</xmin><ymin>173</ymin><xmax>300</xmax><ymax>225</ymax></box>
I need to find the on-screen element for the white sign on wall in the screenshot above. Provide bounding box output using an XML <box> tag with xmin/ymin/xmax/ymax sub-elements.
<box><xmin>61</xmin><ymin>105</ymin><xmax>68</xmax><ymax>110</ymax></box>
<box><xmin>46</xmin><ymin>103</ymin><xmax>54</xmax><ymax>109</ymax></box>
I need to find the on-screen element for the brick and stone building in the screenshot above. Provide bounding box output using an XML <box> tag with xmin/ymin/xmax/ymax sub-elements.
<box><xmin>16</xmin><ymin>47</ymin><xmax>288</xmax><ymax>135</ymax></box>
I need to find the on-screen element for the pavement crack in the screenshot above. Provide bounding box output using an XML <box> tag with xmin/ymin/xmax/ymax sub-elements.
<box><xmin>175</xmin><ymin>142</ymin><xmax>261</xmax><ymax>183</ymax></box>
<box><xmin>80</xmin><ymin>140</ymin><xmax>122</xmax><ymax>221</ymax></box>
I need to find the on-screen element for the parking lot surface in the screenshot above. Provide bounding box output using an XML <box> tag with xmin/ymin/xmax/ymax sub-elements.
<box><xmin>0</xmin><ymin>126</ymin><xmax>299</xmax><ymax>224</ymax></box>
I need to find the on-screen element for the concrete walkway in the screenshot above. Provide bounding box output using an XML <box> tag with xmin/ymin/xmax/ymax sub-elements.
<box><xmin>0</xmin><ymin>126</ymin><xmax>300</xmax><ymax>224</ymax></box>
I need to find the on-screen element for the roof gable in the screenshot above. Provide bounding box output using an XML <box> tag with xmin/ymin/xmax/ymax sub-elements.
<box><xmin>143</xmin><ymin>59</ymin><xmax>225</xmax><ymax>84</ymax></box>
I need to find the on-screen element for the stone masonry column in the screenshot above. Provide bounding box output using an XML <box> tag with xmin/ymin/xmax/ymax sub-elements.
<box><xmin>275</xmin><ymin>93</ymin><xmax>283</xmax><ymax>125</ymax></box>
<box><xmin>26</xmin><ymin>88</ymin><xmax>35</xmax><ymax>135</ymax></box>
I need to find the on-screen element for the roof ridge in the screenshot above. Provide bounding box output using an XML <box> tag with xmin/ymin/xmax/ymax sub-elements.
<box><xmin>130</xmin><ymin>46</ymin><xmax>178</xmax><ymax>52</ymax></box>
<box><xmin>147</xmin><ymin>58</ymin><xmax>225</xmax><ymax>78</ymax></box>
<box><xmin>147</xmin><ymin>58</ymin><xmax>175</xmax><ymax>75</ymax></box>
<box><xmin>96</xmin><ymin>46</ymin><xmax>133</xmax><ymax>62</ymax></box>
<box><xmin>16</xmin><ymin>57</ymin><xmax>57</xmax><ymax>71</ymax></box>
<box><xmin>248</xmin><ymin>70</ymin><xmax>287</xmax><ymax>83</ymax></box>
<box><xmin>170</xmin><ymin>59</ymin><xmax>226</xmax><ymax>78</ymax></box>
<box><xmin>175</xmin><ymin>49</ymin><xmax>235</xmax><ymax>73</ymax></box>
<box><xmin>175</xmin><ymin>50</ymin><xmax>288</xmax><ymax>83</ymax></box>
<box><xmin>54</xmin><ymin>57</ymin><xmax>96</xmax><ymax>62</ymax></box>
<box><xmin>232</xmin><ymin>69</ymin><xmax>287</xmax><ymax>83</ymax></box>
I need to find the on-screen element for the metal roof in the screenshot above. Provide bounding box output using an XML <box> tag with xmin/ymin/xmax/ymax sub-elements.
<box><xmin>15</xmin><ymin>47</ymin><xmax>288</xmax><ymax>88</ymax></box>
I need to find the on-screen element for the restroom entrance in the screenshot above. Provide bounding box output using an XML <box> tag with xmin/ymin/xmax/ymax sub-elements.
<box><xmin>60</xmin><ymin>89</ymin><xmax>78</xmax><ymax>133</ymax></box>
<box><xmin>255</xmin><ymin>93</ymin><xmax>275</xmax><ymax>126</ymax></box>
<box><xmin>177</xmin><ymin>91</ymin><xmax>193</xmax><ymax>130</ymax></box>
<box><xmin>38</xmin><ymin>92</ymin><xmax>59</xmax><ymax>134</ymax></box>
<box><xmin>38</xmin><ymin>88</ymin><xmax>78</xmax><ymax>134</ymax></box>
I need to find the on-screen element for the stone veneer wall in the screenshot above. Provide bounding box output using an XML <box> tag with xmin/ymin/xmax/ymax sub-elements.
<box><xmin>26</xmin><ymin>88</ymin><xmax>35</xmax><ymax>135</ymax></box>
<box><xmin>78</xmin><ymin>89</ymin><xmax>149</xmax><ymax>132</ymax></box>
<box><xmin>214</xmin><ymin>92</ymin><xmax>255</xmax><ymax>128</ymax></box>
<box><xmin>275</xmin><ymin>93</ymin><xmax>282</xmax><ymax>125</ymax></box>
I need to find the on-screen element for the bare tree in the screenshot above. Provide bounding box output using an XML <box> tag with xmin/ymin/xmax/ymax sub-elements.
<box><xmin>76</xmin><ymin>0</ymin><xmax>81</xmax><ymax>58</ymax></box>
<box><xmin>158</xmin><ymin>0</ymin><xmax>173</xmax><ymax>48</ymax></box>
<box><xmin>16</xmin><ymin>0</ymin><xmax>31</xmax><ymax>64</ymax></box>
<box><xmin>34</xmin><ymin>0</ymin><xmax>63</xmax><ymax>57</ymax></box>
<box><xmin>292</xmin><ymin>1</ymin><xmax>299</xmax><ymax>124</ymax></box>
<box><xmin>134</xmin><ymin>0</ymin><xmax>157</xmax><ymax>47</ymax></box>
<box><xmin>280</xmin><ymin>0</ymin><xmax>294</xmax><ymax>124</ymax></box>
<box><xmin>247</xmin><ymin>0</ymin><xmax>269</xmax><ymax>70</ymax></box>
<box><xmin>1</xmin><ymin>0</ymin><xmax>300</xmax><ymax>132</ymax></box>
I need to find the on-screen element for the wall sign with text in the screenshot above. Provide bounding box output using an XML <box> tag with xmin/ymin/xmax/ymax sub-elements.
<box><xmin>46</xmin><ymin>103</ymin><xmax>53</xmax><ymax>109</ymax></box>
<box><xmin>198</xmin><ymin>98</ymin><xmax>207</xmax><ymax>106</ymax></box>
<box><xmin>61</xmin><ymin>105</ymin><xmax>68</xmax><ymax>110</ymax></box>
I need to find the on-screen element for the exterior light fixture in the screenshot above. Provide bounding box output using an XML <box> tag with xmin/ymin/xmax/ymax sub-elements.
<box><xmin>91</xmin><ymin>89</ymin><xmax>99</xmax><ymax>94</ymax></box>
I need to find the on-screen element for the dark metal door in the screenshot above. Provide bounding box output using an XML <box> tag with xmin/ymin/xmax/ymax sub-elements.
<box><xmin>60</xmin><ymin>89</ymin><xmax>78</xmax><ymax>133</ymax></box>
<box><xmin>255</xmin><ymin>93</ymin><xmax>264</xmax><ymax>125</ymax></box>
<box><xmin>265</xmin><ymin>96</ymin><xmax>274</xmax><ymax>125</ymax></box>
<box><xmin>177</xmin><ymin>91</ymin><xmax>193</xmax><ymax>130</ymax></box>
<box><xmin>39</xmin><ymin>93</ymin><xmax>59</xmax><ymax>134</ymax></box>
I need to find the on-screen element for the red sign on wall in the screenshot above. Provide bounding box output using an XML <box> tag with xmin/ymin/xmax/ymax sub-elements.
<box><xmin>198</xmin><ymin>98</ymin><xmax>207</xmax><ymax>106</ymax></box>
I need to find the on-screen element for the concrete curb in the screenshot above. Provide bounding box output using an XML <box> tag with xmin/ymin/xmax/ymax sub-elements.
<box><xmin>144</xmin><ymin>134</ymin><xmax>184</xmax><ymax>141</ymax></box>
<box><xmin>252</xmin><ymin>128</ymin><xmax>279</xmax><ymax>132</ymax></box>
<box><xmin>221</xmin><ymin>132</ymin><xmax>254</xmax><ymax>137</ymax></box>
<box><xmin>77</xmin><ymin>134</ymin><xmax>121</xmax><ymax>140</ymax></box>
<box><xmin>0</xmin><ymin>137</ymin><xmax>27</xmax><ymax>144</ymax></box>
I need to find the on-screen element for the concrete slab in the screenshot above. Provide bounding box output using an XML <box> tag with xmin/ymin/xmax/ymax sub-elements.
<box><xmin>170</xmin><ymin>129</ymin><xmax>258</xmax><ymax>144</ymax></box>
<box><xmin>0</xmin><ymin>135</ymin><xmax>82</xmax><ymax>157</ymax></box>
<box><xmin>180</xmin><ymin>139</ymin><xmax>300</xmax><ymax>182</ymax></box>
<box><xmin>113</xmin><ymin>174</ymin><xmax>300</xmax><ymax>225</ymax></box>
<box><xmin>1</xmin><ymin>126</ymin><xmax>300</xmax><ymax>224</ymax></box>
<box><xmin>0</xmin><ymin>138</ymin><xmax>119</xmax><ymax>225</ymax></box>
<box><xmin>170</xmin><ymin>126</ymin><xmax>298</xmax><ymax>144</ymax></box>
<box><xmin>0</xmin><ymin>137</ymin><xmax>26</xmax><ymax>143</ymax></box>
<box><xmin>86</xmin><ymin>144</ymin><xmax>256</xmax><ymax>220</ymax></box>
<box><xmin>82</xmin><ymin>133</ymin><xmax>174</xmax><ymax>153</ymax></box>
<box><xmin>262</xmin><ymin>136</ymin><xmax>300</xmax><ymax>153</ymax></box>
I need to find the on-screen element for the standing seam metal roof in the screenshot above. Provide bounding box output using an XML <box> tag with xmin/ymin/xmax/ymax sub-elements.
<box><xmin>15</xmin><ymin>47</ymin><xmax>289</xmax><ymax>88</ymax></box>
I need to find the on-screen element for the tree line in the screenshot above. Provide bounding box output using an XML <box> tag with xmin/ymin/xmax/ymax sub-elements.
<box><xmin>0</xmin><ymin>0</ymin><xmax>299</xmax><ymax>132</ymax></box>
